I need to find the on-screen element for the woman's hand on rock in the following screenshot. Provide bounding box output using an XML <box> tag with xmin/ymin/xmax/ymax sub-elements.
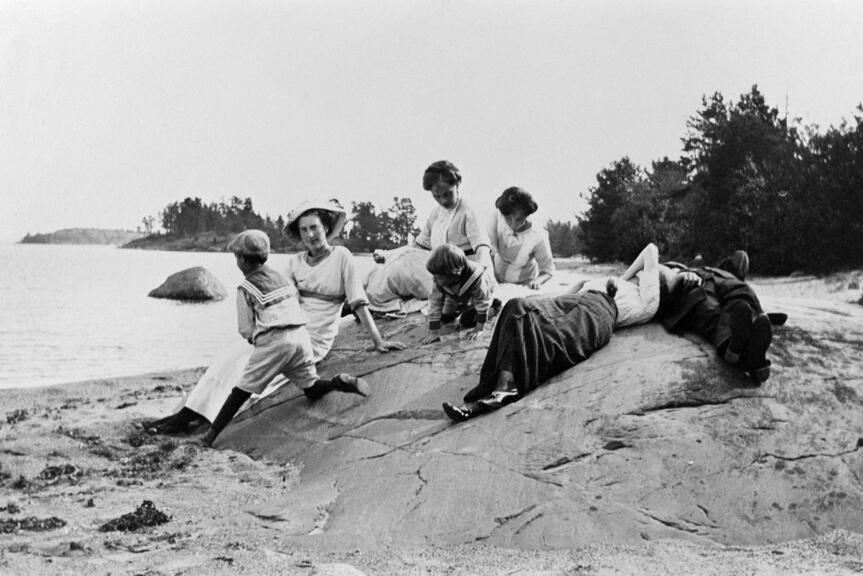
<box><xmin>372</xmin><ymin>339</ymin><xmax>406</xmax><ymax>353</ymax></box>
<box><xmin>460</xmin><ymin>327</ymin><xmax>483</xmax><ymax>341</ymax></box>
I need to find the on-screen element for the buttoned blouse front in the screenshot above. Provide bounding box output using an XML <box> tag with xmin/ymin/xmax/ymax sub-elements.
<box><xmin>487</xmin><ymin>212</ymin><xmax>555</xmax><ymax>285</ymax></box>
<box><xmin>414</xmin><ymin>198</ymin><xmax>490</xmax><ymax>255</ymax></box>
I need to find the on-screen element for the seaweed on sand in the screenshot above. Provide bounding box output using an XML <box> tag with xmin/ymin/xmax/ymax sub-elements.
<box><xmin>0</xmin><ymin>516</ymin><xmax>67</xmax><ymax>534</ymax></box>
<box><xmin>108</xmin><ymin>442</ymin><xmax>193</xmax><ymax>481</ymax></box>
<box><xmin>38</xmin><ymin>463</ymin><xmax>82</xmax><ymax>482</ymax></box>
<box><xmin>98</xmin><ymin>500</ymin><xmax>170</xmax><ymax>532</ymax></box>
<box><xmin>6</xmin><ymin>409</ymin><xmax>28</xmax><ymax>425</ymax></box>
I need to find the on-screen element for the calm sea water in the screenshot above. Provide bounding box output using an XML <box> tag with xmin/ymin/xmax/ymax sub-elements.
<box><xmin>0</xmin><ymin>243</ymin><xmax>308</xmax><ymax>390</ymax></box>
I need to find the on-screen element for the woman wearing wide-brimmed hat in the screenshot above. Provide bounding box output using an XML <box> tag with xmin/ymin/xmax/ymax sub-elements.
<box><xmin>144</xmin><ymin>200</ymin><xmax>404</xmax><ymax>436</ymax></box>
<box><xmin>284</xmin><ymin>200</ymin><xmax>404</xmax><ymax>359</ymax></box>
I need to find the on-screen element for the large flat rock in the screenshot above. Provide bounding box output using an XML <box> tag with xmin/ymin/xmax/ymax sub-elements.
<box><xmin>219</xmin><ymin>294</ymin><xmax>863</xmax><ymax>551</ymax></box>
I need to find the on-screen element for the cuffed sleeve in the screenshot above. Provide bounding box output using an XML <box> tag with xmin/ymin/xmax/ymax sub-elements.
<box><xmin>534</xmin><ymin>233</ymin><xmax>555</xmax><ymax>277</ymax></box>
<box><xmin>338</xmin><ymin>248</ymin><xmax>369</xmax><ymax>310</ymax></box>
<box><xmin>463</xmin><ymin>205</ymin><xmax>491</xmax><ymax>252</ymax></box>
<box><xmin>427</xmin><ymin>284</ymin><xmax>445</xmax><ymax>330</ymax></box>
<box><xmin>415</xmin><ymin>215</ymin><xmax>432</xmax><ymax>250</ymax></box>
<box><xmin>469</xmin><ymin>268</ymin><xmax>494</xmax><ymax>324</ymax></box>
<box><xmin>487</xmin><ymin>214</ymin><xmax>500</xmax><ymax>258</ymax></box>
<box><xmin>236</xmin><ymin>289</ymin><xmax>255</xmax><ymax>342</ymax></box>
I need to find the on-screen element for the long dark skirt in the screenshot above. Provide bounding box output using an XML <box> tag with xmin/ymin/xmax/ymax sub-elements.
<box><xmin>463</xmin><ymin>290</ymin><xmax>617</xmax><ymax>402</ymax></box>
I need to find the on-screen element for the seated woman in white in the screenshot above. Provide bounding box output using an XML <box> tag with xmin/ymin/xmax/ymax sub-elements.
<box><xmin>146</xmin><ymin>201</ymin><xmax>404</xmax><ymax>433</ymax></box>
<box><xmin>487</xmin><ymin>187</ymin><xmax>557</xmax><ymax>305</ymax></box>
<box><xmin>285</xmin><ymin>201</ymin><xmax>404</xmax><ymax>360</ymax></box>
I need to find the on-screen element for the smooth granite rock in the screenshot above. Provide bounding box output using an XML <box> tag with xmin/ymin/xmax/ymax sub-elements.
<box><xmin>220</xmin><ymin>292</ymin><xmax>863</xmax><ymax>552</ymax></box>
<box><xmin>148</xmin><ymin>266</ymin><xmax>227</xmax><ymax>301</ymax></box>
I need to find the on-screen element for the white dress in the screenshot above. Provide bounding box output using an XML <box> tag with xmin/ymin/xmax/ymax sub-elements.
<box><xmin>287</xmin><ymin>246</ymin><xmax>368</xmax><ymax>362</ymax></box>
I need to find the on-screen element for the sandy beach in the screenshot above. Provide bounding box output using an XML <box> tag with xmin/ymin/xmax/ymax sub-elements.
<box><xmin>2</xmin><ymin>270</ymin><xmax>863</xmax><ymax>575</ymax></box>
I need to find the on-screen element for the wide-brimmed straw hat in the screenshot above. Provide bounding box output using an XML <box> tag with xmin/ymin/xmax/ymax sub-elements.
<box><xmin>284</xmin><ymin>200</ymin><xmax>348</xmax><ymax>244</ymax></box>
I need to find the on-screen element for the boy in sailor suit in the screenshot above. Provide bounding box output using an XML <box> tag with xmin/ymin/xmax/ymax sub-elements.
<box><xmin>421</xmin><ymin>243</ymin><xmax>494</xmax><ymax>345</ymax></box>
<box><xmin>201</xmin><ymin>229</ymin><xmax>368</xmax><ymax>447</ymax></box>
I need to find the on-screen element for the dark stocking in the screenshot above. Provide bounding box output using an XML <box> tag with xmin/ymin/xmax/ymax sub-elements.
<box><xmin>303</xmin><ymin>379</ymin><xmax>331</xmax><ymax>402</ymax></box>
<box><xmin>303</xmin><ymin>374</ymin><xmax>368</xmax><ymax>402</ymax></box>
<box><xmin>202</xmin><ymin>387</ymin><xmax>252</xmax><ymax>446</ymax></box>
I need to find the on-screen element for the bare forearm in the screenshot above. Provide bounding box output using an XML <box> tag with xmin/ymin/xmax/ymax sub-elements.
<box><xmin>355</xmin><ymin>304</ymin><xmax>383</xmax><ymax>347</ymax></box>
<box><xmin>621</xmin><ymin>243</ymin><xmax>658</xmax><ymax>281</ymax></box>
<box><xmin>565</xmin><ymin>279</ymin><xmax>588</xmax><ymax>295</ymax></box>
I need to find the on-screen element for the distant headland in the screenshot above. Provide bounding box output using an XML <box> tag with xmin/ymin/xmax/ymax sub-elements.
<box><xmin>19</xmin><ymin>228</ymin><xmax>143</xmax><ymax>246</ymax></box>
<box><xmin>122</xmin><ymin>231</ymin><xmax>242</xmax><ymax>252</ymax></box>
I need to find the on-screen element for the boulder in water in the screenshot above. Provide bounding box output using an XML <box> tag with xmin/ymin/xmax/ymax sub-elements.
<box><xmin>148</xmin><ymin>266</ymin><xmax>227</xmax><ymax>301</ymax></box>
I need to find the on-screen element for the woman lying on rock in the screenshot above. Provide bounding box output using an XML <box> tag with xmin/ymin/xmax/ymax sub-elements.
<box><xmin>145</xmin><ymin>201</ymin><xmax>404</xmax><ymax>436</ymax></box>
<box><xmin>442</xmin><ymin>242</ymin><xmax>669</xmax><ymax>421</ymax></box>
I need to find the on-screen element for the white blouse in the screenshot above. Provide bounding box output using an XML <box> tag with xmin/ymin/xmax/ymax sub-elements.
<box><xmin>581</xmin><ymin>266</ymin><xmax>660</xmax><ymax>328</ymax></box>
<box><xmin>286</xmin><ymin>246</ymin><xmax>368</xmax><ymax>361</ymax></box>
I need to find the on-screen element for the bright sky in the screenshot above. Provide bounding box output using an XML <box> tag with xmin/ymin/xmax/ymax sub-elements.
<box><xmin>2</xmin><ymin>0</ymin><xmax>862</xmax><ymax>243</ymax></box>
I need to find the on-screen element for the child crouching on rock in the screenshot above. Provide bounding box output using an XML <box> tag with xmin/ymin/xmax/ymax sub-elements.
<box><xmin>199</xmin><ymin>229</ymin><xmax>368</xmax><ymax>448</ymax></box>
<box><xmin>421</xmin><ymin>243</ymin><xmax>494</xmax><ymax>344</ymax></box>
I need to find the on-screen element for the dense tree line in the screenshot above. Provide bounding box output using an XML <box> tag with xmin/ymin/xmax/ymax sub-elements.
<box><xmin>579</xmin><ymin>86</ymin><xmax>863</xmax><ymax>274</ymax></box>
<box><xmin>153</xmin><ymin>196</ymin><xmax>292</xmax><ymax>249</ymax></box>
<box><xmin>344</xmin><ymin>197</ymin><xmax>420</xmax><ymax>252</ymax></box>
<box><xmin>545</xmin><ymin>220</ymin><xmax>584</xmax><ymax>257</ymax></box>
<box><xmin>147</xmin><ymin>195</ymin><xmax>421</xmax><ymax>253</ymax></box>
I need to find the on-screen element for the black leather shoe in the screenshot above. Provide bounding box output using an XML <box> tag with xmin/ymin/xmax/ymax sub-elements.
<box><xmin>442</xmin><ymin>402</ymin><xmax>475</xmax><ymax>422</ymax></box>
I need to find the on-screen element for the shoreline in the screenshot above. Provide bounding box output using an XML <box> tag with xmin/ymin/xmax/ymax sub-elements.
<box><xmin>3</xmin><ymin>267</ymin><xmax>863</xmax><ymax>574</ymax></box>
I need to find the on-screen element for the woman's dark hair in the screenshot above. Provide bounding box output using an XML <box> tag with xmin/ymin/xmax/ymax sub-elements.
<box><xmin>495</xmin><ymin>187</ymin><xmax>538</xmax><ymax>216</ymax></box>
<box><xmin>422</xmin><ymin>160</ymin><xmax>462</xmax><ymax>191</ymax></box>
<box><xmin>287</xmin><ymin>208</ymin><xmax>335</xmax><ymax>239</ymax></box>
<box><xmin>242</xmin><ymin>253</ymin><xmax>268</xmax><ymax>267</ymax></box>
<box><xmin>426</xmin><ymin>243</ymin><xmax>469</xmax><ymax>275</ymax></box>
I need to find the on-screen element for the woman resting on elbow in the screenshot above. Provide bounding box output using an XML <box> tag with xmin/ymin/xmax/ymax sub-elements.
<box><xmin>442</xmin><ymin>242</ymin><xmax>663</xmax><ymax>422</ymax></box>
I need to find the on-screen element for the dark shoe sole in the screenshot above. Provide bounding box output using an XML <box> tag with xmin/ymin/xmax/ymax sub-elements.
<box><xmin>442</xmin><ymin>402</ymin><xmax>474</xmax><ymax>422</ymax></box>
<box><xmin>335</xmin><ymin>374</ymin><xmax>370</xmax><ymax>397</ymax></box>
<box><xmin>767</xmin><ymin>312</ymin><xmax>788</xmax><ymax>326</ymax></box>
<box><xmin>725</xmin><ymin>301</ymin><xmax>753</xmax><ymax>363</ymax></box>
<box><xmin>746</xmin><ymin>314</ymin><xmax>772</xmax><ymax>382</ymax></box>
